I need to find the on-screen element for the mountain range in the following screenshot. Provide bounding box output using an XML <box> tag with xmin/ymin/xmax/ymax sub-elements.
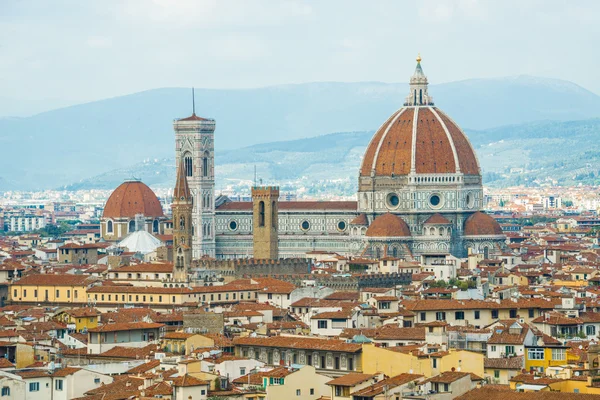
<box><xmin>1</xmin><ymin>75</ymin><xmax>600</xmax><ymax>191</ymax></box>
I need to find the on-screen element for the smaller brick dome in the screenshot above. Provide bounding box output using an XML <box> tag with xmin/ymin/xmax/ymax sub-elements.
<box><xmin>366</xmin><ymin>213</ymin><xmax>411</xmax><ymax>237</ymax></box>
<box><xmin>424</xmin><ymin>213</ymin><xmax>450</xmax><ymax>225</ymax></box>
<box><xmin>103</xmin><ymin>180</ymin><xmax>164</xmax><ymax>219</ymax></box>
<box><xmin>464</xmin><ymin>212</ymin><xmax>503</xmax><ymax>236</ymax></box>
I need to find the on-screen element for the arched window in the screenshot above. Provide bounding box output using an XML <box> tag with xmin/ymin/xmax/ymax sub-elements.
<box><xmin>392</xmin><ymin>247</ymin><xmax>397</xmax><ymax>258</ymax></box>
<box><xmin>107</xmin><ymin>220</ymin><xmax>113</xmax><ymax>233</ymax></box>
<box><xmin>419</xmin><ymin>89</ymin><xmax>423</xmax><ymax>104</ymax></box>
<box><xmin>272</xmin><ymin>201</ymin><xmax>277</xmax><ymax>228</ymax></box>
<box><xmin>413</xmin><ymin>89</ymin><xmax>417</xmax><ymax>105</ymax></box>
<box><xmin>258</xmin><ymin>201</ymin><xmax>265</xmax><ymax>227</ymax></box>
<box><xmin>128</xmin><ymin>220</ymin><xmax>135</xmax><ymax>233</ymax></box>
<box><xmin>202</xmin><ymin>151</ymin><xmax>209</xmax><ymax>177</ymax></box>
<box><xmin>483</xmin><ymin>247</ymin><xmax>490</xmax><ymax>259</ymax></box>
<box><xmin>179</xmin><ymin>216</ymin><xmax>185</xmax><ymax>230</ymax></box>
<box><xmin>184</xmin><ymin>153</ymin><xmax>193</xmax><ymax>177</ymax></box>
<box><xmin>153</xmin><ymin>220</ymin><xmax>159</xmax><ymax>233</ymax></box>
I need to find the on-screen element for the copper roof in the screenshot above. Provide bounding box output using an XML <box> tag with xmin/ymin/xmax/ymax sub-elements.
<box><xmin>102</xmin><ymin>180</ymin><xmax>164</xmax><ymax>219</ymax></box>
<box><xmin>366</xmin><ymin>213</ymin><xmax>411</xmax><ymax>237</ymax></box>
<box><xmin>359</xmin><ymin>106</ymin><xmax>479</xmax><ymax>177</ymax></box>
<box><xmin>464</xmin><ymin>212</ymin><xmax>504</xmax><ymax>236</ymax></box>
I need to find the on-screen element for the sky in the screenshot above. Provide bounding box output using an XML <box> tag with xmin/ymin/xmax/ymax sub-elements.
<box><xmin>1</xmin><ymin>0</ymin><xmax>599</xmax><ymax>115</ymax></box>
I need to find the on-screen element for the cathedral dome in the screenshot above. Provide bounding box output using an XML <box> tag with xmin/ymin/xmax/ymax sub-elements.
<box><xmin>102</xmin><ymin>180</ymin><xmax>164</xmax><ymax>219</ymax></box>
<box><xmin>464</xmin><ymin>212</ymin><xmax>503</xmax><ymax>236</ymax></box>
<box><xmin>360</xmin><ymin>57</ymin><xmax>479</xmax><ymax>178</ymax></box>
<box><xmin>366</xmin><ymin>213</ymin><xmax>411</xmax><ymax>237</ymax></box>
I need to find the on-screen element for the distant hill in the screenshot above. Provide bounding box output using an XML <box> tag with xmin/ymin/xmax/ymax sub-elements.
<box><xmin>64</xmin><ymin>118</ymin><xmax>600</xmax><ymax>193</ymax></box>
<box><xmin>1</xmin><ymin>76</ymin><xmax>600</xmax><ymax>190</ymax></box>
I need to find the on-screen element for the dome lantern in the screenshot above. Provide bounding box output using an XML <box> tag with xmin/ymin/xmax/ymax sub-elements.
<box><xmin>404</xmin><ymin>54</ymin><xmax>434</xmax><ymax>106</ymax></box>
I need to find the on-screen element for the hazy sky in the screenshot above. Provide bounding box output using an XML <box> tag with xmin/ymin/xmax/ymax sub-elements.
<box><xmin>1</xmin><ymin>0</ymin><xmax>599</xmax><ymax>112</ymax></box>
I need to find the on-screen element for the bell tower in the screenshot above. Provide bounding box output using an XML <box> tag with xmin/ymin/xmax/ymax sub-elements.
<box><xmin>173</xmin><ymin>91</ymin><xmax>216</xmax><ymax>259</ymax></box>
<box><xmin>172</xmin><ymin>159</ymin><xmax>192</xmax><ymax>281</ymax></box>
<box><xmin>252</xmin><ymin>186</ymin><xmax>279</xmax><ymax>260</ymax></box>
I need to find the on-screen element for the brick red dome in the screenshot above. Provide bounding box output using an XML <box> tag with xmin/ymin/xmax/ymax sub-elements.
<box><xmin>366</xmin><ymin>213</ymin><xmax>411</xmax><ymax>237</ymax></box>
<box><xmin>464</xmin><ymin>212</ymin><xmax>503</xmax><ymax>236</ymax></box>
<box><xmin>102</xmin><ymin>181</ymin><xmax>164</xmax><ymax>219</ymax></box>
<box><xmin>360</xmin><ymin>106</ymin><xmax>479</xmax><ymax>177</ymax></box>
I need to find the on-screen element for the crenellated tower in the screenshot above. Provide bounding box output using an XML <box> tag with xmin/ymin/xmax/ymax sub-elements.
<box><xmin>173</xmin><ymin>104</ymin><xmax>216</xmax><ymax>259</ymax></box>
<box><xmin>252</xmin><ymin>186</ymin><xmax>279</xmax><ymax>260</ymax></box>
<box><xmin>172</xmin><ymin>159</ymin><xmax>193</xmax><ymax>281</ymax></box>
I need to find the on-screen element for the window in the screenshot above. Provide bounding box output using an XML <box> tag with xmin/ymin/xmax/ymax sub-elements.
<box><xmin>420</xmin><ymin>312</ymin><xmax>426</xmax><ymax>321</ymax></box>
<box><xmin>529</xmin><ymin>309</ymin><xmax>534</xmax><ymax>318</ymax></box>
<box><xmin>318</xmin><ymin>320</ymin><xmax>328</xmax><ymax>329</ymax></box>
<box><xmin>129</xmin><ymin>220</ymin><xmax>135</xmax><ymax>232</ymax></box>
<box><xmin>258</xmin><ymin>201</ymin><xmax>265</xmax><ymax>227</ymax></box>
<box><xmin>310</xmin><ymin>388</ymin><xmax>315</xmax><ymax>395</ymax></box>
<box><xmin>296</xmin><ymin>389</ymin><xmax>301</xmax><ymax>396</ymax></box>
<box><xmin>29</xmin><ymin>382</ymin><xmax>40</xmax><ymax>392</ymax></box>
<box><xmin>267</xmin><ymin>293</ymin><xmax>273</xmax><ymax>300</ymax></box>
<box><xmin>552</xmin><ymin>348</ymin><xmax>566</xmax><ymax>361</ymax></box>
<box><xmin>509</xmin><ymin>309</ymin><xmax>517</xmax><ymax>318</ymax></box>
<box><xmin>491</xmin><ymin>345</ymin><xmax>496</xmax><ymax>352</ymax></box>
<box><xmin>107</xmin><ymin>220</ymin><xmax>113</xmax><ymax>233</ymax></box>
<box><xmin>67</xmin><ymin>290</ymin><xmax>71</xmax><ymax>298</ymax></box>
<box><xmin>301</xmin><ymin>220</ymin><xmax>310</xmax><ymax>231</ymax></box>
<box><xmin>240</xmin><ymin>367</ymin><xmax>246</xmax><ymax>376</ymax></box>
<box><xmin>492</xmin><ymin>310</ymin><xmax>499</xmax><ymax>319</ymax></box>
<box><xmin>184</xmin><ymin>154</ymin><xmax>193</xmax><ymax>177</ymax></box>
<box><xmin>455</xmin><ymin>311</ymin><xmax>465</xmax><ymax>320</ymax></box>
<box><xmin>1</xmin><ymin>387</ymin><xmax>9</xmax><ymax>396</ymax></box>
<box><xmin>432</xmin><ymin>358</ymin><xmax>437</xmax><ymax>368</ymax></box>
<box><xmin>55</xmin><ymin>379</ymin><xmax>63</xmax><ymax>391</ymax></box>
<box><xmin>474</xmin><ymin>310</ymin><xmax>480</xmax><ymax>320</ymax></box>
<box><xmin>202</xmin><ymin>151</ymin><xmax>209</xmax><ymax>177</ymax></box>
<box><xmin>505</xmin><ymin>346</ymin><xmax>515</xmax><ymax>355</ymax></box>
<box><xmin>34</xmin><ymin>289</ymin><xmax>38</xmax><ymax>297</ymax></box>
<box><xmin>435</xmin><ymin>312</ymin><xmax>446</xmax><ymax>321</ymax></box>
<box><xmin>56</xmin><ymin>290</ymin><xmax>60</xmax><ymax>298</ymax></box>
<box><xmin>494</xmin><ymin>370</ymin><xmax>500</xmax><ymax>379</ymax></box>
<box><xmin>23</xmin><ymin>289</ymin><xmax>27</xmax><ymax>297</ymax></box>
<box><xmin>587</xmin><ymin>325</ymin><xmax>596</xmax><ymax>336</ymax></box>
<box><xmin>528</xmin><ymin>348</ymin><xmax>544</xmax><ymax>360</ymax></box>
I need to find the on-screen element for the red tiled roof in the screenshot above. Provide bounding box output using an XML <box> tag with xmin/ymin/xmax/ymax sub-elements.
<box><xmin>233</xmin><ymin>336</ymin><xmax>361</xmax><ymax>353</ymax></box>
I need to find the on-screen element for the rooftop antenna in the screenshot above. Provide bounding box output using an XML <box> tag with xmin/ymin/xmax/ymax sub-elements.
<box><xmin>192</xmin><ymin>87</ymin><xmax>196</xmax><ymax>115</ymax></box>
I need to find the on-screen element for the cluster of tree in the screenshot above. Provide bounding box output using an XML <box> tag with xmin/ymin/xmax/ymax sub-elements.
<box><xmin>428</xmin><ymin>278</ymin><xmax>476</xmax><ymax>291</ymax></box>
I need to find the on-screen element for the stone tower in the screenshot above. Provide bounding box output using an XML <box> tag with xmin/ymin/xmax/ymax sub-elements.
<box><xmin>252</xmin><ymin>186</ymin><xmax>279</xmax><ymax>260</ymax></box>
<box><xmin>172</xmin><ymin>159</ymin><xmax>193</xmax><ymax>281</ymax></box>
<box><xmin>173</xmin><ymin>111</ymin><xmax>216</xmax><ymax>258</ymax></box>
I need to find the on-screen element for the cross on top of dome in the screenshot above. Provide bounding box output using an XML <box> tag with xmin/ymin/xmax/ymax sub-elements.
<box><xmin>404</xmin><ymin>54</ymin><xmax>434</xmax><ymax>106</ymax></box>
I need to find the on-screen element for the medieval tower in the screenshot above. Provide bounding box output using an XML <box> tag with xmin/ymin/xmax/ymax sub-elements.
<box><xmin>173</xmin><ymin>107</ymin><xmax>216</xmax><ymax>258</ymax></box>
<box><xmin>252</xmin><ymin>186</ymin><xmax>279</xmax><ymax>259</ymax></box>
<box><xmin>172</xmin><ymin>159</ymin><xmax>193</xmax><ymax>281</ymax></box>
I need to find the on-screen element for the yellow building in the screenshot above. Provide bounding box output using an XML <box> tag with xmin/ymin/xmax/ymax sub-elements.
<box><xmin>361</xmin><ymin>344</ymin><xmax>484</xmax><ymax>378</ymax></box>
<box><xmin>162</xmin><ymin>332</ymin><xmax>214</xmax><ymax>355</ymax></box>
<box><xmin>525</xmin><ymin>344</ymin><xmax>572</xmax><ymax>374</ymax></box>
<box><xmin>54</xmin><ymin>308</ymin><xmax>100</xmax><ymax>332</ymax></box>
<box><xmin>10</xmin><ymin>274</ymin><xmax>96</xmax><ymax>305</ymax></box>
